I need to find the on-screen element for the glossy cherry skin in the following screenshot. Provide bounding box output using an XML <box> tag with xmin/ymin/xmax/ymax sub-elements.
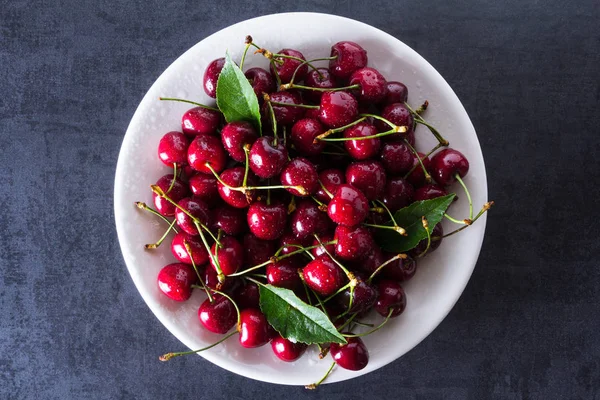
<box><xmin>301</xmin><ymin>255</ymin><xmax>347</xmax><ymax>297</ymax></box>
<box><xmin>243</xmin><ymin>234</ymin><xmax>276</xmax><ymax>267</ymax></box>
<box><xmin>263</xmin><ymin>91</ymin><xmax>306</xmax><ymax>126</ymax></box>
<box><xmin>271</xmin><ymin>336</ymin><xmax>308</xmax><ymax>362</ymax></box>
<box><xmin>157</xmin><ymin>263</ymin><xmax>197</xmax><ymax>301</ymax></box>
<box><xmin>375</xmin><ymin>280</ymin><xmax>407</xmax><ymax>317</ymax></box>
<box><xmin>345</xmin><ymin>161</ymin><xmax>387</xmax><ymax>201</ymax></box>
<box><xmin>182</xmin><ymin>107</ymin><xmax>222</xmax><ymax>136</ymax></box>
<box><xmin>267</xmin><ymin>258</ymin><xmax>302</xmax><ymax>290</ymax></box>
<box><xmin>329</xmin><ymin>41</ymin><xmax>368</xmax><ymax>81</ymax></box>
<box><xmin>187</xmin><ymin>133</ymin><xmax>227</xmax><ymax>174</ymax></box>
<box><xmin>203</xmin><ymin>266</ymin><xmax>241</xmax><ymax>293</ymax></box>
<box><xmin>343</xmin><ymin>121</ymin><xmax>380</xmax><ymax>160</ymax></box>
<box><xmin>290</xmin><ymin>199</ymin><xmax>332</xmax><ymax>239</ymax></box>
<box><xmin>315</xmin><ymin>169</ymin><xmax>345</xmax><ymax>203</ymax></box>
<box><xmin>382</xmin><ymin>81</ymin><xmax>408</xmax><ymax>105</ymax></box>
<box><xmin>249</xmin><ymin>136</ymin><xmax>289</xmax><ymax>179</ymax></box>
<box><xmin>335</xmin><ymin>279</ymin><xmax>378</xmax><ymax>314</ymax></box>
<box><xmin>430</xmin><ymin>148</ymin><xmax>470</xmax><ymax>186</ymax></box>
<box><xmin>410</xmin><ymin>224</ymin><xmax>443</xmax><ymax>258</ymax></box>
<box><xmin>210</xmin><ymin>236</ymin><xmax>243</xmax><ymax>276</ymax></box>
<box><xmin>354</xmin><ymin>244</ymin><xmax>384</xmax><ymax>275</ymax></box>
<box><xmin>406</xmin><ymin>152</ymin><xmax>432</xmax><ymax>187</ymax></box>
<box><xmin>220</xmin><ymin>121</ymin><xmax>259</xmax><ymax>162</ymax></box>
<box><xmin>238</xmin><ymin>309</ymin><xmax>270</xmax><ymax>348</ymax></box>
<box><xmin>279</xmin><ymin>231</ymin><xmax>312</xmax><ymax>256</ymax></box>
<box><xmin>158</xmin><ymin>131</ymin><xmax>190</xmax><ymax>167</ymax></box>
<box><xmin>381</xmin><ymin>254</ymin><xmax>417</xmax><ymax>282</ymax></box>
<box><xmin>188</xmin><ymin>173</ymin><xmax>219</xmax><ymax>206</ymax></box>
<box><xmin>334</xmin><ymin>225</ymin><xmax>374</xmax><ymax>261</ymax></box>
<box><xmin>327</xmin><ymin>184</ymin><xmax>369</xmax><ymax>226</ymax></box>
<box><xmin>198</xmin><ymin>294</ymin><xmax>237</xmax><ymax>334</ymax></box>
<box><xmin>382</xmin><ymin>177</ymin><xmax>414</xmax><ymax>212</ymax></box>
<box><xmin>349</xmin><ymin>67</ymin><xmax>388</xmax><ymax>104</ymax></box>
<box><xmin>217</xmin><ymin>167</ymin><xmax>257</xmax><ymax>208</ymax></box>
<box><xmin>235</xmin><ymin>282</ymin><xmax>260</xmax><ymax>310</ymax></box>
<box><xmin>376</xmin><ymin>103</ymin><xmax>414</xmax><ymax>139</ymax></box>
<box><xmin>319</xmin><ymin>91</ymin><xmax>359</xmax><ymax>129</ymax></box>
<box><xmin>270</xmin><ymin>48</ymin><xmax>308</xmax><ymax>84</ymax></box>
<box><xmin>203</xmin><ymin>57</ymin><xmax>225</xmax><ymax>98</ymax></box>
<box><xmin>245</xmin><ymin>67</ymin><xmax>276</xmax><ymax>98</ymax></box>
<box><xmin>311</xmin><ymin>233</ymin><xmax>335</xmax><ymax>258</ymax></box>
<box><xmin>171</xmin><ymin>231</ymin><xmax>209</xmax><ymax>266</ymax></box>
<box><xmin>414</xmin><ymin>184</ymin><xmax>448</xmax><ymax>201</ymax></box>
<box><xmin>280</xmin><ymin>158</ymin><xmax>319</xmax><ymax>197</ymax></box>
<box><xmin>212</xmin><ymin>205</ymin><xmax>246</xmax><ymax>236</ymax></box>
<box><xmin>303</xmin><ymin>68</ymin><xmax>338</xmax><ymax>102</ymax></box>
<box><xmin>290</xmin><ymin>118</ymin><xmax>326</xmax><ymax>156</ymax></box>
<box><xmin>330</xmin><ymin>336</ymin><xmax>369</xmax><ymax>371</ymax></box>
<box><xmin>247</xmin><ymin>200</ymin><xmax>287</xmax><ymax>240</ymax></box>
<box><xmin>380</xmin><ymin>142</ymin><xmax>415</xmax><ymax>175</ymax></box>
<box><xmin>153</xmin><ymin>174</ymin><xmax>190</xmax><ymax>216</ymax></box>
<box><xmin>174</xmin><ymin>196</ymin><xmax>211</xmax><ymax>236</ymax></box>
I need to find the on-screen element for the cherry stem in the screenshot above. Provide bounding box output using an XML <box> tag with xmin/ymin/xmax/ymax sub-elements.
<box><xmin>362</xmin><ymin>222</ymin><xmax>407</xmax><ymax>236</ymax></box>
<box><xmin>303</xmin><ymin>284</ymin><xmax>314</xmax><ymax>306</ymax></box>
<box><xmin>242</xmin><ymin>145</ymin><xmax>251</xmax><ymax>187</ymax></box>
<box><xmin>159</xmin><ymin>330</ymin><xmax>237</xmax><ymax>361</ymax></box>
<box><xmin>358</xmin><ymin>113</ymin><xmax>397</xmax><ymax>130</ymax></box>
<box><xmin>415</xmin><ymin>100</ymin><xmax>429</xmax><ymax>115</ymax></box>
<box><xmin>134</xmin><ymin>202</ymin><xmax>179</xmax><ymax>234</ymax></box>
<box><xmin>310</xmin><ymin>195</ymin><xmax>326</xmax><ymax>208</ymax></box>
<box><xmin>158</xmin><ymin>97</ymin><xmax>220</xmax><ymax>112</ymax></box>
<box><xmin>193</xmin><ymin>221</ymin><xmax>224</xmax><ymax>282</ymax></box>
<box><xmin>455</xmin><ymin>175</ymin><xmax>473</xmax><ymax>219</ymax></box>
<box><xmin>322</xmin><ymin>282</ymin><xmax>352</xmax><ymax>303</ymax></box>
<box><xmin>321</xmin><ymin>150</ymin><xmax>348</xmax><ymax>156</ymax></box>
<box><xmin>313</xmin><ymin>234</ymin><xmax>355</xmax><ymax>283</ymax></box>
<box><xmin>374</xmin><ymin>200</ymin><xmax>396</xmax><ymax>224</ymax></box>
<box><xmin>266</xmin><ymin>100</ymin><xmax>278</xmax><ymax>145</ymax></box>
<box><xmin>443</xmin><ymin>201</ymin><xmax>494</xmax><ymax>238</ymax></box>
<box><xmin>417</xmin><ymin>217</ymin><xmax>432</xmax><ymax>259</ymax></box>
<box><xmin>184</xmin><ymin>240</ymin><xmax>213</xmax><ymax>303</ymax></box>
<box><xmin>404</xmin><ymin>101</ymin><xmax>449</xmax><ymax>146</ymax></box>
<box><xmin>319</xmin><ymin>127</ymin><xmax>406</xmax><ymax>142</ymax></box>
<box><xmin>367</xmin><ymin>253</ymin><xmax>407</xmax><ymax>283</ymax></box>
<box><xmin>402</xmin><ymin>139</ymin><xmax>432</xmax><ymax>183</ymax></box>
<box><xmin>305</xmin><ymin>361</ymin><xmax>336</xmax><ymax>390</ymax></box>
<box><xmin>314</xmin><ymin>117</ymin><xmax>368</xmax><ymax>142</ymax></box>
<box><xmin>227</xmin><ymin>259</ymin><xmax>273</xmax><ymax>277</ymax></box>
<box><xmin>403</xmin><ymin>142</ymin><xmax>445</xmax><ymax>178</ymax></box>
<box><xmin>145</xmin><ymin>218</ymin><xmax>177</xmax><ymax>249</ymax></box>
<box><xmin>281</xmin><ymin>83</ymin><xmax>360</xmax><ymax>92</ymax></box>
<box><xmin>272</xmin><ymin>53</ymin><xmax>323</xmax><ymax>75</ymax></box>
<box><xmin>166</xmin><ymin>164</ymin><xmax>178</xmax><ymax>194</ymax></box>
<box><xmin>443</xmin><ymin>213</ymin><xmax>469</xmax><ymax>225</ymax></box>
<box><xmin>267</xmin><ymin>100</ymin><xmax>319</xmax><ymax>109</ymax></box>
<box><xmin>270</xmin><ymin>59</ymin><xmax>282</xmax><ymax>87</ymax></box>
<box><xmin>354</xmin><ymin>320</ymin><xmax>375</xmax><ymax>328</ymax></box>
<box><xmin>336</xmin><ymin>313</ymin><xmax>358</xmax><ymax>332</ymax></box>
<box><xmin>239</xmin><ymin>41</ymin><xmax>252</xmax><ymax>70</ymax></box>
<box><xmin>317</xmin><ymin>181</ymin><xmax>333</xmax><ymax>199</ymax></box>
<box><xmin>288</xmin><ymin>56</ymin><xmax>336</xmax><ymax>85</ymax></box>
<box><xmin>343</xmin><ymin>308</ymin><xmax>394</xmax><ymax>338</ymax></box>
<box><xmin>212</xmin><ymin>289</ymin><xmax>241</xmax><ymax>325</ymax></box>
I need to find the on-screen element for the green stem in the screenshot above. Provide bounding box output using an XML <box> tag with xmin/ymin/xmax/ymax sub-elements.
<box><xmin>417</xmin><ymin>217</ymin><xmax>432</xmax><ymax>259</ymax></box>
<box><xmin>158</xmin><ymin>97</ymin><xmax>220</xmax><ymax>112</ymax></box>
<box><xmin>305</xmin><ymin>362</ymin><xmax>336</xmax><ymax>390</ymax></box>
<box><xmin>315</xmin><ymin>117</ymin><xmax>367</xmax><ymax>141</ymax></box>
<box><xmin>442</xmin><ymin>201</ymin><xmax>494</xmax><ymax>238</ymax></box>
<box><xmin>367</xmin><ymin>254</ymin><xmax>406</xmax><ymax>283</ymax></box>
<box><xmin>239</xmin><ymin>42</ymin><xmax>252</xmax><ymax>70</ymax></box>
<box><xmin>313</xmin><ymin>234</ymin><xmax>355</xmax><ymax>281</ymax></box>
<box><xmin>211</xmin><ymin>289</ymin><xmax>241</xmax><ymax>324</ymax></box>
<box><xmin>362</xmin><ymin>223</ymin><xmax>406</xmax><ymax>236</ymax></box>
<box><xmin>194</xmin><ymin>221</ymin><xmax>224</xmax><ymax>282</ymax></box>
<box><xmin>443</xmin><ymin>213</ymin><xmax>469</xmax><ymax>225</ymax></box>
<box><xmin>268</xmin><ymin>101</ymin><xmax>319</xmax><ymax>109</ymax></box>
<box><xmin>144</xmin><ymin>218</ymin><xmax>178</xmax><ymax>249</ymax></box>
<box><xmin>317</xmin><ymin>128</ymin><xmax>402</xmax><ymax>142</ymax></box>
<box><xmin>403</xmin><ymin>139</ymin><xmax>432</xmax><ymax>183</ymax></box>
<box><xmin>266</xmin><ymin>100</ymin><xmax>278</xmax><ymax>145</ymax></box>
<box><xmin>134</xmin><ymin>202</ymin><xmax>179</xmax><ymax>233</ymax></box>
<box><xmin>455</xmin><ymin>175</ymin><xmax>473</xmax><ymax>220</ymax></box>
<box><xmin>404</xmin><ymin>102</ymin><xmax>449</xmax><ymax>146</ymax></box>
<box><xmin>185</xmin><ymin>240</ymin><xmax>213</xmax><ymax>303</ymax></box>
<box><xmin>358</xmin><ymin>113</ymin><xmax>396</xmax><ymax>130</ymax></box>
<box><xmin>227</xmin><ymin>259</ymin><xmax>273</xmax><ymax>277</ymax></box>
<box><xmin>342</xmin><ymin>309</ymin><xmax>394</xmax><ymax>338</ymax></box>
<box><xmin>166</xmin><ymin>163</ymin><xmax>178</xmax><ymax>194</ymax></box>
<box><xmin>288</xmin><ymin>56</ymin><xmax>336</xmax><ymax>85</ymax></box>
<box><xmin>204</xmin><ymin>163</ymin><xmax>307</xmax><ymax>195</ymax></box>
<box><xmin>159</xmin><ymin>331</ymin><xmax>237</xmax><ymax>361</ymax></box>
<box><xmin>242</xmin><ymin>145</ymin><xmax>251</xmax><ymax>187</ymax></box>
<box><xmin>322</xmin><ymin>282</ymin><xmax>352</xmax><ymax>303</ymax></box>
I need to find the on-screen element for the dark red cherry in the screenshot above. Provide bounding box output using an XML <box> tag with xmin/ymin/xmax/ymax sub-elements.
<box><xmin>247</xmin><ymin>200</ymin><xmax>287</xmax><ymax>240</ymax></box>
<box><xmin>212</xmin><ymin>205</ymin><xmax>246</xmax><ymax>236</ymax></box>
<box><xmin>271</xmin><ymin>336</ymin><xmax>308</xmax><ymax>362</ymax></box>
<box><xmin>153</xmin><ymin>174</ymin><xmax>190</xmax><ymax>217</ymax></box>
<box><xmin>381</xmin><ymin>254</ymin><xmax>417</xmax><ymax>282</ymax></box>
<box><xmin>263</xmin><ymin>91</ymin><xmax>305</xmax><ymax>126</ymax></box>
<box><xmin>304</xmin><ymin>107</ymin><xmax>321</xmax><ymax>120</ymax></box>
<box><xmin>187</xmin><ymin>133</ymin><xmax>227</xmax><ymax>174</ymax></box>
<box><xmin>245</xmin><ymin>67</ymin><xmax>276</xmax><ymax>98</ymax></box>
<box><xmin>413</xmin><ymin>184</ymin><xmax>448</xmax><ymax>201</ymax></box>
<box><xmin>329</xmin><ymin>41</ymin><xmax>368</xmax><ymax>81</ymax></box>
<box><xmin>174</xmin><ymin>196</ymin><xmax>211</xmax><ymax>236</ymax></box>
<box><xmin>249</xmin><ymin>136</ymin><xmax>289</xmax><ymax>179</ymax></box>
<box><xmin>343</xmin><ymin>121</ymin><xmax>380</xmax><ymax>160</ymax></box>
<box><xmin>376</xmin><ymin>103</ymin><xmax>414</xmax><ymax>140</ymax></box>
<box><xmin>267</xmin><ymin>258</ymin><xmax>302</xmax><ymax>290</ymax></box>
<box><xmin>157</xmin><ymin>263</ymin><xmax>197</xmax><ymax>301</ymax></box>
<box><xmin>301</xmin><ymin>255</ymin><xmax>346</xmax><ymax>297</ymax></box>
<box><xmin>430</xmin><ymin>148</ymin><xmax>470</xmax><ymax>186</ymax></box>
<box><xmin>210</xmin><ymin>236</ymin><xmax>243</xmax><ymax>276</ymax></box>
<box><xmin>280</xmin><ymin>158</ymin><xmax>319</xmax><ymax>197</ymax></box>
<box><xmin>182</xmin><ymin>107</ymin><xmax>222</xmax><ymax>136</ymax></box>
<box><xmin>327</xmin><ymin>184</ymin><xmax>369</xmax><ymax>226</ymax></box>
<box><xmin>171</xmin><ymin>231</ymin><xmax>209</xmax><ymax>266</ymax></box>
<box><xmin>380</xmin><ymin>142</ymin><xmax>415</xmax><ymax>175</ymax></box>
<box><xmin>198</xmin><ymin>294</ymin><xmax>237</xmax><ymax>334</ymax></box>
<box><xmin>354</xmin><ymin>244</ymin><xmax>384</xmax><ymax>275</ymax></box>
<box><xmin>345</xmin><ymin>161</ymin><xmax>386</xmax><ymax>201</ymax></box>
<box><xmin>330</xmin><ymin>336</ymin><xmax>369</xmax><ymax>371</ymax></box>
<box><xmin>410</xmin><ymin>224</ymin><xmax>443</xmax><ymax>258</ymax></box>
<box><xmin>236</xmin><ymin>282</ymin><xmax>260</xmax><ymax>310</ymax></box>
<box><xmin>334</xmin><ymin>225</ymin><xmax>374</xmax><ymax>261</ymax></box>
<box><xmin>279</xmin><ymin>231</ymin><xmax>312</xmax><ymax>256</ymax></box>
<box><xmin>243</xmin><ymin>234</ymin><xmax>276</xmax><ymax>267</ymax></box>
<box><xmin>334</xmin><ymin>279</ymin><xmax>378</xmax><ymax>314</ymax></box>
<box><xmin>375</xmin><ymin>280</ymin><xmax>406</xmax><ymax>317</ymax></box>
<box><xmin>188</xmin><ymin>173</ymin><xmax>219</xmax><ymax>207</ymax></box>
<box><xmin>315</xmin><ymin>169</ymin><xmax>345</xmax><ymax>203</ymax></box>
<box><xmin>349</xmin><ymin>67</ymin><xmax>388</xmax><ymax>104</ymax></box>
<box><xmin>406</xmin><ymin>152</ymin><xmax>431</xmax><ymax>187</ymax></box>
<box><xmin>382</xmin><ymin>81</ymin><xmax>408</xmax><ymax>105</ymax></box>
<box><xmin>303</xmin><ymin>68</ymin><xmax>338</xmax><ymax>102</ymax></box>
<box><xmin>203</xmin><ymin>57</ymin><xmax>225</xmax><ymax>98</ymax></box>
<box><xmin>158</xmin><ymin>131</ymin><xmax>190</xmax><ymax>167</ymax></box>
<box><xmin>290</xmin><ymin>199</ymin><xmax>332</xmax><ymax>239</ymax></box>
<box><xmin>203</xmin><ymin>265</ymin><xmax>241</xmax><ymax>293</ymax></box>
<box><xmin>220</xmin><ymin>121</ymin><xmax>259</xmax><ymax>162</ymax></box>
<box><xmin>270</xmin><ymin>48</ymin><xmax>308</xmax><ymax>84</ymax></box>
<box><xmin>319</xmin><ymin>91</ymin><xmax>358</xmax><ymax>129</ymax></box>
<box><xmin>311</xmin><ymin>233</ymin><xmax>335</xmax><ymax>258</ymax></box>
<box><xmin>238</xmin><ymin>309</ymin><xmax>270</xmax><ymax>348</ymax></box>
<box><xmin>217</xmin><ymin>167</ymin><xmax>257</xmax><ymax>208</ymax></box>
<box><xmin>290</xmin><ymin>118</ymin><xmax>326</xmax><ymax>156</ymax></box>
<box><xmin>382</xmin><ymin>178</ymin><xmax>414</xmax><ymax>212</ymax></box>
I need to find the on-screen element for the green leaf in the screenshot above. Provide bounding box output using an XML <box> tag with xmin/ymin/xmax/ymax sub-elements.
<box><xmin>258</xmin><ymin>284</ymin><xmax>347</xmax><ymax>345</ymax></box>
<box><xmin>215</xmin><ymin>52</ymin><xmax>261</xmax><ymax>131</ymax></box>
<box><xmin>374</xmin><ymin>194</ymin><xmax>456</xmax><ymax>253</ymax></box>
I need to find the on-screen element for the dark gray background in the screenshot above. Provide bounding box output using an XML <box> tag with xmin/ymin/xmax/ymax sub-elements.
<box><xmin>1</xmin><ymin>0</ymin><xmax>599</xmax><ymax>399</ymax></box>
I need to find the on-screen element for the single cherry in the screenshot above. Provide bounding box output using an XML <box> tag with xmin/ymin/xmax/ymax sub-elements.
<box><xmin>330</xmin><ymin>336</ymin><xmax>369</xmax><ymax>371</ymax></box>
<box><xmin>153</xmin><ymin>174</ymin><xmax>190</xmax><ymax>216</ymax></box>
<box><xmin>203</xmin><ymin>57</ymin><xmax>225</xmax><ymax>98</ymax></box>
<box><xmin>290</xmin><ymin>199</ymin><xmax>332</xmax><ymax>239</ymax></box>
<box><xmin>311</xmin><ymin>233</ymin><xmax>335</xmax><ymax>258</ymax></box>
<box><xmin>410</xmin><ymin>224</ymin><xmax>444</xmax><ymax>258</ymax></box>
<box><xmin>303</xmin><ymin>68</ymin><xmax>338</xmax><ymax>102</ymax></box>
<box><xmin>220</xmin><ymin>121</ymin><xmax>258</xmax><ymax>162</ymax></box>
<box><xmin>270</xmin><ymin>48</ymin><xmax>308</xmax><ymax>84</ymax></box>
<box><xmin>280</xmin><ymin>158</ymin><xmax>319</xmax><ymax>197</ymax></box>
<box><xmin>174</xmin><ymin>196</ymin><xmax>211</xmax><ymax>236</ymax></box>
<box><xmin>374</xmin><ymin>280</ymin><xmax>406</xmax><ymax>317</ymax></box>
<box><xmin>263</xmin><ymin>91</ymin><xmax>305</xmax><ymax>126</ymax></box>
<box><xmin>375</xmin><ymin>103</ymin><xmax>414</xmax><ymax>139</ymax></box>
<box><xmin>243</xmin><ymin>234</ymin><xmax>276</xmax><ymax>267</ymax></box>
<box><xmin>315</xmin><ymin>168</ymin><xmax>345</xmax><ymax>203</ymax></box>
<box><xmin>345</xmin><ymin>161</ymin><xmax>387</xmax><ymax>201</ymax></box>
<box><xmin>238</xmin><ymin>309</ymin><xmax>270</xmax><ymax>348</ymax></box>
<box><xmin>198</xmin><ymin>294</ymin><xmax>237</xmax><ymax>334</ymax></box>
<box><xmin>171</xmin><ymin>231</ymin><xmax>209</xmax><ymax>266</ymax></box>
<box><xmin>380</xmin><ymin>142</ymin><xmax>415</xmax><ymax>175</ymax></box>
<box><xmin>158</xmin><ymin>131</ymin><xmax>190</xmax><ymax>167</ymax></box>
<box><xmin>157</xmin><ymin>263</ymin><xmax>197</xmax><ymax>301</ymax></box>
<box><xmin>290</xmin><ymin>118</ymin><xmax>326</xmax><ymax>156</ymax></box>
<box><xmin>329</xmin><ymin>41</ymin><xmax>368</xmax><ymax>81</ymax></box>
<box><xmin>301</xmin><ymin>255</ymin><xmax>347</xmax><ymax>297</ymax></box>
<box><xmin>249</xmin><ymin>136</ymin><xmax>289</xmax><ymax>179</ymax></box>
<box><xmin>217</xmin><ymin>167</ymin><xmax>257</xmax><ymax>208</ymax></box>
<box><xmin>212</xmin><ymin>205</ymin><xmax>246</xmax><ymax>236</ymax></box>
<box><xmin>245</xmin><ymin>67</ymin><xmax>276</xmax><ymax>98</ymax></box>
<box><xmin>271</xmin><ymin>336</ymin><xmax>307</xmax><ymax>362</ymax></box>
<box><xmin>319</xmin><ymin>91</ymin><xmax>359</xmax><ymax>129</ymax></box>
<box><xmin>382</xmin><ymin>177</ymin><xmax>414</xmax><ymax>212</ymax></box>
<box><xmin>247</xmin><ymin>200</ymin><xmax>287</xmax><ymax>240</ymax></box>
<box><xmin>343</xmin><ymin>121</ymin><xmax>381</xmax><ymax>160</ymax></box>
<box><xmin>354</xmin><ymin>244</ymin><xmax>384</xmax><ymax>275</ymax></box>
<box><xmin>406</xmin><ymin>152</ymin><xmax>431</xmax><ymax>187</ymax></box>
<box><xmin>209</xmin><ymin>236</ymin><xmax>243</xmax><ymax>276</ymax></box>
<box><xmin>182</xmin><ymin>107</ymin><xmax>222</xmax><ymax>136</ymax></box>
<box><xmin>381</xmin><ymin>254</ymin><xmax>417</xmax><ymax>282</ymax></box>
<box><xmin>382</xmin><ymin>81</ymin><xmax>408</xmax><ymax>105</ymax></box>
<box><xmin>335</xmin><ymin>279</ymin><xmax>378</xmax><ymax>313</ymax></box>
<box><xmin>349</xmin><ymin>67</ymin><xmax>388</xmax><ymax>104</ymax></box>
<box><xmin>188</xmin><ymin>173</ymin><xmax>220</xmax><ymax>207</ymax></box>
<box><xmin>327</xmin><ymin>184</ymin><xmax>369</xmax><ymax>226</ymax></box>
<box><xmin>413</xmin><ymin>184</ymin><xmax>448</xmax><ymax>201</ymax></box>
<box><xmin>430</xmin><ymin>148</ymin><xmax>470</xmax><ymax>186</ymax></box>
<box><xmin>187</xmin><ymin>133</ymin><xmax>227</xmax><ymax>174</ymax></box>
<box><xmin>235</xmin><ymin>282</ymin><xmax>260</xmax><ymax>310</ymax></box>
<box><xmin>267</xmin><ymin>258</ymin><xmax>302</xmax><ymax>290</ymax></box>
<box><xmin>334</xmin><ymin>225</ymin><xmax>374</xmax><ymax>261</ymax></box>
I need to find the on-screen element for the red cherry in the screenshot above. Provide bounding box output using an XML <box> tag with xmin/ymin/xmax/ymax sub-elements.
<box><xmin>174</xmin><ymin>196</ymin><xmax>211</xmax><ymax>236</ymax></box>
<box><xmin>382</xmin><ymin>81</ymin><xmax>408</xmax><ymax>105</ymax></box>
<box><xmin>171</xmin><ymin>231</ymin><xmax>209</xmax><ymax>266</ymax></box>
<box><xmin>315</xmin><ymin>168</ymin><xmax>345</xmax><ymax>203</ymax></box>
<box><xmin>157</xmin><ymin>263</ymin><xmax>197</xmax><ymax>301</ymax></box>
<box><xmin>153</xmin><ymin>174</ymin><xmax>190</xmax><ymax>217</ymax></box>
<box><xmin>187</xmin><ymin>133</ymin><xmax>227</xmax><ymax>174</ymax></box>
<box><xmin>413</xmin><ymin>184</ymin><xmax>448</xmax><ymax>201</ymax></box>
<box><xmin>374</xmin><ymin>280</ymin><xmax>406</xmax><ymax>317</ymax></box>
<box><xmin>220</xmin><ymin>121</ymin><xmax>258</xmax><ymax>162</ymax></box>
<box><xmin>301</xmin><ymin>255</ymin><xmax>346</xmax><ymax>297</ymax></box>
<box><xmin>217</xmin><ymin>167</ymin><xmax>257</xmax><ymax>209</ymax></box>
<box><xmin>380</xmin><ymin>142</ymin><xmax>415</xmax><ymax>175</ymax></box>
<box><xmin>354</xmin><ymin>244</ymin><xmax>384</xmax><ymax>275</ymax></box>
<box><xmin>263</xmin><ymin>91</ymin><xmax>306</xmax><ymax>126</ymax></box>
<box><xmin>343</xmin><ymin>121</ymin><xmax>381</xmax><ymax>160</ymax></box>
<box><xmin>327</xmin><ymin>184</ymin><xmax>369</xmax><ymax>226</ymax></box>
<box><xmin>319</xmin><ymin>91</ymin><xmax>358</xmax><ymax>129</ymax></box>
<box><xmin>270</xmin><ymin>48</ymin><xmax>308</xmax><ymax>84</ymax></box>
<box><xmin>158</xmin><ymin>131</ymin><xmax>190</xmax><ymax>167</ymax></box>
<box><xmin>267</xmin><ymin>258</ymin><xmax>302</xmax><ymax>290</ymax></box>
<box><xmin>238</xmin><ymin>309</ymin><xmax>270</xmax><ymax>348</ymax></box>
<box><xmin>280</xmin><ymin>158</ymin><xmax>319</xmax><ymax>197</ymax></box>
<box><xmin>311</xmin><ymin>233</ymin><xmax>335</xmax><ymax>258</ymax></box>
<box><xmin>290</xmin><ymin>199</ymin><xmax>332</xmax><ymax>239</ymax></box>
<box><xmin>210</xmin><ymin>236</ymin><xmax>243</xmax><ymax>276</ymax></box>
<box><xmin>345</xmin><ymin>161</ymin><xmax>387</xmax><ymax>201</ymax></box>
<box><xmin>334</xmin><ymin>225</ymin><xmax>375</xmax><ymax>261</ymax></box>
<box><xmin>410</xmin><ymin>224</ymin><xmax>444</xmax><ymax>258</ymax></box>
<box><xmin>271</xmin><ymin>336</ymin><xmax>308</xmax><ymax>362</ymax></box>
<box><xmin>198</xmin><ymin>294</ymin><xmax>237</xmax><ymax>334</ymax></box>
<box><xmin>182</xmin><ymin>107</ymin><xmax>222</xmax><ymax>136</ymax></box>
<box><xmin>245</xmin><ymin>67</ymin><xmax>276</xmax><ymax>98</ymax></box>
<box><xmin>381</xmin><ymin>254</ymin><xmax>417</xmax><ymax>282</ymax></box>
<box><xmin>429</xmin><ymin>148</ymin><xmax>470</xmax><ymax>186</ymax></box>
<box><xmin>303</xmin><ymin>68</ymin><xmax>338</xmax><ymax>102</ymax></box>
<box><xmin>334</xmin><ymin>279</ymin><xmax>378</xmax><ymax>314</ymax></box>
<box><xmin>249</xmin><ymin>136</ymin><xmax>289</xmax><ymax>179</ymax></box>
<box><xmin>290</xmin><ymin>118</ymin><xmax>326</xmax><ymax>156</ymax></box>
<box><xmin>203</xmin><ymin>58</ymin><xmax>225</xmax><ymax>98</ymax></box>
<box><xmin>406</xmin><ymin>152</ymin><xmax>431</xmax><ymax>187</ymax></box>
<box><xmin>382</xmin><ymin>178</ymin><xmax>414</xmax><ymax>212</ymax></box>
<box><xmin>247</xmin><ymin>200</ymin><xmax>287</xmax><ymax>240</ymax></box>
<box><xmin>376</xmin><ymin>103</ymin><xmax>414</xmax><ymax>140</ymax></box>
<box><xmin>188</xmin><ymin>173</ymin><xmax>219</xmax><ymax>207</ymax></box>
<box><xmin>349</xmin><ymin>67</ymin><xmax>388</xmax><ymax>104</ymax></box>
<box><xmin>235</xmin><ymin>282</ymin><xmax>260</xmax><ymax>310</ymax></box>
<box><xmin>203</xmin><ymin>266</ymin><xmax>241</xmax><ymax>293</ymax></box>
<box><xmin>330</xmin><ymin>336</ymin><xmax>369</xmax><ymax>371</ymax></box>
<box><xmin>243</xmin><ymin>234</ymin><xmax>276</xmax><ymax>267</ymax></box>
<box><xmin>329</xmin><ymin>41</ymin><xmax>368</xmax><ymax>81</ymax></box>
<box><xmin>279</xmin><ymin>231</ymin><xmax>312</xmax><ymax>256</ymax></box>
<box><xmin>212</xmin><ymin>205</ymin><xmax>246</xmax><ymax>236</ymax></box>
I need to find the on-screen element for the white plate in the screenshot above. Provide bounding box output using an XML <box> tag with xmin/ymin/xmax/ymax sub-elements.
<box><xmin>114</xmin><ymin>12</ymin><xmax>488</xmax><ymax>386</ymax></box>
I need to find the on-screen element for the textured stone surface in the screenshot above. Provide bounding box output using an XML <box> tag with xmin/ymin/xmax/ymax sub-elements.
<box><xmin>1</xmin><ymin>0</ymin><xmax>599</xmax><ymax>399</ymax></box>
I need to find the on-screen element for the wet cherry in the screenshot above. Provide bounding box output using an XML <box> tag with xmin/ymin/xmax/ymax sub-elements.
<box><xmin>198</xmin><ymin>294</ymin><xmax>237</xmax><ymax>334</ymax></box>
<box><xmin>157</xmin><ymin>263</ymin><xmax>197</xmax><ymax>302</ymax></box>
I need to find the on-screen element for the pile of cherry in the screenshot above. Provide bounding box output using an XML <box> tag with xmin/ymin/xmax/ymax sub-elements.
<box><xmin>137</xmin><ymin>38</ymin><xmax>489</xmax><ymax>388</ymax></box>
